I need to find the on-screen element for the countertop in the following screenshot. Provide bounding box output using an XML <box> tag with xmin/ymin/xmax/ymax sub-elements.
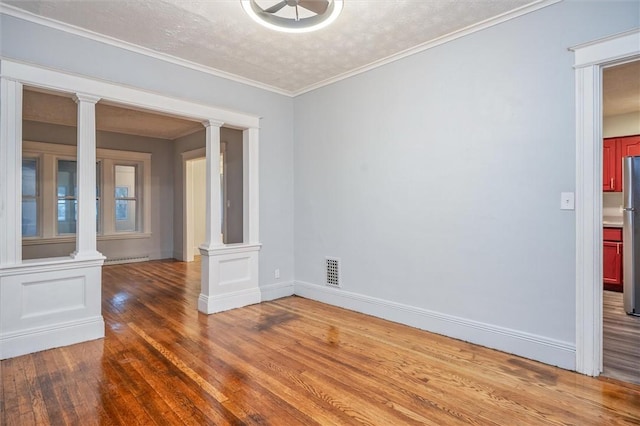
<box><xmin>603</xmin><ymin>216</ymin><xmax>623</xmax><ymax>228</ymax></box>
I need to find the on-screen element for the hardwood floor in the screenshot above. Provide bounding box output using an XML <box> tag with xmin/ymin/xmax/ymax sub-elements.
<box><xmin>2</xmin><ymin>259</ymin><xmax>640</xmax><ymax>425</ymax></box>
<box><xmin>603</xmin><ymin>290</ymin><xmax>640</xmax><ymax>385</ymax></box>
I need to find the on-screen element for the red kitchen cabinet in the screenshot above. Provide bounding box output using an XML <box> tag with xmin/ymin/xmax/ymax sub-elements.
<box><xmin>605</xmin><ymin>135</ymin><xmax>640</xmax><ymax>192</ymax></box>
<box><xmin>617</xmin><ymin>135</ymin><xmax>640</xmax><ymax>191</ymax></box>
<box><xmin>603</xmin><ymin>138</ymin><xmax>617</xmax><ymax>191</ymax></box>
<box><xmin>603</xmin><ymin>227</ymin><xmax>623</xmax><ymax>292</ymax></box>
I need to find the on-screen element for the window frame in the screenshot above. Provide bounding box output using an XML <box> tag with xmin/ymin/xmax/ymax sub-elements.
<box><xmin>56</xmin><ymin>157</ymin><xmax>79</xmax><ymax>235</ymax></box>
<box><xmin>114</xmin><ymin>163</ymin><xmax>140</xmax><ymax>233</ymax></box>
<box><xmin>21</xmin><ymin>156</ymin><xmax>41</xmax><ymax>238</ymax></box>
<box><xmin>22</xmin><ymin>141</ymin><xmax>151</xmax><ymax>244</ymax></box>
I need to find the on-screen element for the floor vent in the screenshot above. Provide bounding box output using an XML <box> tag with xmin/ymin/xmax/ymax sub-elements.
<box><xmin>104</xmin><ymin>255</ymin><xmax>150</xmax><ymax>265</ymax></box>
<box><xmin>325</xmin><ymin>257</ymin><xmax>341</xmax><ymax>288</ymax></box>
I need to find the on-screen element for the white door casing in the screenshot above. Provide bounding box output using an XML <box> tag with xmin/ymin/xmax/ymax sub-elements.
<box><xmin>572</xmin><ymin>28</ymin><xmax>640</xmax><ymax>376</ymax></box>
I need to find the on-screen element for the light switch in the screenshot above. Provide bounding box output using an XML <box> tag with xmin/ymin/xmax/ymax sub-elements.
<box><xmin>560</xmin><ymin>192</ymin><xmax>575</xmax><ymax>210</ymax></box>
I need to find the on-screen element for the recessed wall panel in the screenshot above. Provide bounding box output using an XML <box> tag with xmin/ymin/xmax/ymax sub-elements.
<box><xmin>219</xmin><ymin>257</ymin><xmax>251</xmax><ymax>286</ymax></box>
<box><xmin>21</xmin><ymin>276</ymin><xmax>86</xmax><ymax>318</ymax></box>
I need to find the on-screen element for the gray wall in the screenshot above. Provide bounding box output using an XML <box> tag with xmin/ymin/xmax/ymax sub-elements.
<box><xmin>22</xmin><ymin>120</ymin><xmax>174</xmax><ymax>261</ymax></box>
<box><xmin>2</xmin><ymin>13</ymin><xmax>296</xmax><ymax>288</ymax></box>
<box><xmin>293</xmin><ymin>0</ymin><xmax>639</xmax><ymax>350</ymax></box>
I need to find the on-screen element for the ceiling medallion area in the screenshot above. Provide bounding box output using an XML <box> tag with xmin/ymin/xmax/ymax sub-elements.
<box><xmin>241</xmin><ymin>0</ymin><xmax>343</xmax><ymax>33</ymax></box>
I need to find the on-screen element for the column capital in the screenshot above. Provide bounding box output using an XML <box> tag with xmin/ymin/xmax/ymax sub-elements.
<box><xmin>202</xmin><ymin>119</ymin><xmax>225</xmax><ymax>129</ymax></box>
<box><xmin>73</xmin><ymin>93</ymin><xmax>101</xmax><ymax>104</ymax></box>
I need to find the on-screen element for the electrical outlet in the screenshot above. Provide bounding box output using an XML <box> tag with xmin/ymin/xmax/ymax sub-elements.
<box><xmin>274</xmin><ymin>268</ymin><xmax>280</xmax><ymax>279</ymax></box>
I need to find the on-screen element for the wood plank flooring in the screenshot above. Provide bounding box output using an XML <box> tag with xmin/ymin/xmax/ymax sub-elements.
<box><xmin>2</xmin><ymin>259</ymin><xmax>640</xmax><ymax>425</ymax></box>
<box><xmin>603</xmin><ymin>290</ymin><xmax>640</xmax><ymax>385</ymax></box>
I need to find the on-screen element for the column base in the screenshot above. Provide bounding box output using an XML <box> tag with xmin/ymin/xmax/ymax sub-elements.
<box><xmin>0</xmin><ymin>257</ymin><xmax>105</xmax><ymax>359</ymax></box>
<box><xmin>71</xmin><ymin>250</ymin><xmax>105</xmax><ymax>261</ymax></box>
<box><xmin>197</xmin><ymin>289</ymin><xmax>261</xmax><ymax>314</ymax></box>
<box><xmin>198</xmin><ymin>243</ymin><xmax>261</xmax><ymax>314</ymax></box>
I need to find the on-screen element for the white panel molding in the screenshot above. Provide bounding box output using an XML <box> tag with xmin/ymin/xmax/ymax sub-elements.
<box><xmin>0</xmin><ymin>257</ymin><xmax>104</xmax><ymax>276</ymax></box>
<box><xmin>295</xmin><ymin>281</ymin><xmax>576</xmax><ymax>370</ymax></box>
<box><xmin>198</xmin><ymin>244</ymin><xmax>261</xmax><ymax>314</ymax></box>
<box><xmin>0</xmin><ymin>258</ymin><xmax>104</xmax><ymax>359</ymax></box>
<box><xmin>260</xmin><ymin>281</ymin><xmax>295</xmax><ymax>302</ymax></box>
<box><xmin>0</xmin><ymin>60</ymin><xmax>261</xmax><ymax>129</ymax></box>
<box><xmin>571</xmin><ymin>28</ymin><xmax>640</xmax><ymax>377</ymax></box>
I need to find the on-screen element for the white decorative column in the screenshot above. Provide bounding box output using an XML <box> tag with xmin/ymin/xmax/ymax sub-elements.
<box><xmin>0</xmin><ymin>82</ymin><xmax>104</xmax><ymax>360</ymax></box>
<box><xmin>198</xmin><ymin>121</ymin><xmax>262</xmax><ymax>314</ymax></box>
<box><xmin>201</xmin><ymin>119</ymin><xmax>225</xmax><ymax>249</ymax></box>
<box><xmin>71</xmin><ymin>94</ymin><xmax>103</xmax><ymax>260</ymax></box>
<box><xmin>0</xmin><ymin>78</ymin><xmax>23</xmax><ymax>266</ymax></box>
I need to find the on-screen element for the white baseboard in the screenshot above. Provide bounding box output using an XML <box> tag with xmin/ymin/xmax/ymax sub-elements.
<box><xmin>198</xmin><ymin>287</ymin><xmax>261</xmax><ymax>314</ymax></box>
<box><xmin>261</xmin><ymin>281</ymin><xmax>295</xmax><ymax>302</ymax></box>
<box><xmin>294</xmin><ymin>281</ymin><xmax>576</xmax><ymax>371</ymax></box>
<box><xmin>0</xmin><ymin>316</ymin><xmax>105</xmax><ymax>360</ymax></box>
<box><xmin>149</xmin><ymin>251</ymin><xmax>174</xmax><ymax>261</ymax></box>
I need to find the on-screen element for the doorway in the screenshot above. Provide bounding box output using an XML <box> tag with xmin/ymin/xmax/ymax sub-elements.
<box><xmin>182</xmin><ymin>128</ymin><xmax>244</xmax><ymax>262</ymax></box>
<box><xmin>184</xmin><ymin>156</ymin><xmax>207</xmax><ymax>262</ymax></box>
<box><xmin>601</xmin><ymin>59</ymin><xmax>640</xmax><ymax>384</ymax></box>
<box><xmin>573</xmin><ymin>29</ymin><xmax>640</xmax><ymax>377</ymax></box>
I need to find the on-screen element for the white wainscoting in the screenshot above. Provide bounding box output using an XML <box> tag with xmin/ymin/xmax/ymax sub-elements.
<box><xmin>295</xmin><ymin>280</ymin><xmax>576</xmax><ymax>371</ymax></box>
<box><xmin>198</xmin><ymin>244</ymin><xmax>261</xmax><ymax>314</ymax></box>
<box><xmin>0</xmin><ymin>257</ymin><xmax>105</xmax><ymax>359</ymax></box>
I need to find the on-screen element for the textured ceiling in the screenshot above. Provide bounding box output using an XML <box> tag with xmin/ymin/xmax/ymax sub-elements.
<box><xmin>10</xmin><ymin>1</ymin><xmax>637</xmax><ymax>139</ymax></box>
<box><xmin>3</xmin><ymin>0</ymin><xmax>543</xmax><ymax>94</ymax></box>
<box><xmin>603</xmin><ymin>60</ymin><xmax>640</xmax><ymax>117</ymax></box>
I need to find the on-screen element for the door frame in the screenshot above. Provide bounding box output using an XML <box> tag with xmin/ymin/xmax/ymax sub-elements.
<box><xmin>182</xmin><ymin>148</ymin><xmax>206</xmax><ymax>262</ymax></box>
<box><xmin>573</xmin><ymin>28</ymin><xmax>640</xmax><ymax>376</ymax></box>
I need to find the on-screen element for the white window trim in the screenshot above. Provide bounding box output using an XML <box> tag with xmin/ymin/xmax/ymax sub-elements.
<box><xmin>21</xmin><ymin>155</ymin><xmax>41</xmax><ymax>238</ymax></box>
<box><xmin>22</xmin><ymin>140</ymin><xmax>151</xmax><ymax>243</ymax></box>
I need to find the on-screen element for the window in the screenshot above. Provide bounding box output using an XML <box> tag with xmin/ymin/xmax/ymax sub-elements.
<box><xmin>114</xmin><ymin>165</ymin><xmax>137</xmax><ymax>232</ymax></box>
<box><xmin>55</xmin><ymin>160</ymin><xmax>101</xmax><ymax>235</ymax></box>
<box><xmin>22</xmin><ymin>141</ymin><xmax>151</xmax><ymax>243</ymax></box>
<box><xmin>22</xmin><ymin>158</ymin><xmax>39</xmax><ymax>237</ymax></box>
<box><xmin>57</xmin><ymin>159</ymin><xmax>78</xmax><ymax>234</ymax></box>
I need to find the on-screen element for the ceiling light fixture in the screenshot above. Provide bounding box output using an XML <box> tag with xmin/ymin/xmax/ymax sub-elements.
<box><xmin>241</xmin><ymin>0</ymin><xmax>343</xmax><ymax>34</ymax></box>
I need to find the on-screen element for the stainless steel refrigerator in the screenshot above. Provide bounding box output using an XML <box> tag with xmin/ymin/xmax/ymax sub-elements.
<box><xmin>622</xmin><ymin>156</ymin><xmax>640</xmax><ymax>316</ymax></box>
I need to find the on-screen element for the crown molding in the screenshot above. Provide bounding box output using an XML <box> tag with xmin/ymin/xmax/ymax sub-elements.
<box><xmin>0</xmin><ymin>3</ymin><xmax>294</xmax><ymax>97</ymax></box>
<box><xmin>291</xmin><ymin>0</ymin><xmax>563</xmax><ymax>96</ymax></box>
<box><xmin>2</xmin><ymin>0</ymin><xmax>562</xmax><ymax>98</ymax></box>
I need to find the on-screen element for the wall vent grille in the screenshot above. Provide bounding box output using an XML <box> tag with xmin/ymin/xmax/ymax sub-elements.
<box><xmin>325</xmin><ymin>257</ymin><xmax>341</xmax><ymax>287</ymax></box>
<box><xmin>104</xmin><ymin>255</ymin><xmax>150</xmax><ymax>265</ymax></box>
